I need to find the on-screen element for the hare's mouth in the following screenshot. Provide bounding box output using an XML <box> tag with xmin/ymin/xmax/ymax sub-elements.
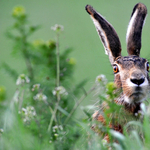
<box><xmin>129</xmin><ymin>92</ymin><xmax>145</xmax><ymax>103</ymax></box>
<box><xmin>124</xmin><ymin>85</ymin><xmax>148</xmax><ymax>103</ymax></box>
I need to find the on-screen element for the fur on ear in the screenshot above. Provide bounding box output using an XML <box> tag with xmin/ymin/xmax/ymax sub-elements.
<box><xmin>126</xmin><ymin>3</ymin><xmax>147</xmax><ymax>56</ymax></box>
<box><xmin>85</xmin><ymin>5</ymin><xmax>122</xmax><ymax>64</ymax></box>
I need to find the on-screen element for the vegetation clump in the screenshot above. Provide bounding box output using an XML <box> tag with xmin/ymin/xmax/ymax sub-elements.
<box><xmin>0</xmin><ymin>6</ymin><xmax>150</xmax><ymax>150</ymax></box>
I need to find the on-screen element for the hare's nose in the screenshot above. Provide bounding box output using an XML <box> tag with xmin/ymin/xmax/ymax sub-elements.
<box><xmin>130</xmin><ymin>78</ymin><xmax>145</xmax><ymax>85</ymax></box>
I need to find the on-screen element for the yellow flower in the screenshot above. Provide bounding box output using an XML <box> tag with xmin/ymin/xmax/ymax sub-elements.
<box><xmin>46</xmin><ymin>40</ymin><xmax>56</xmax><ymax>49</ymax></box>
<box><xmin>106</xmin><ymin>82</ymin><xmax>117</xmax><ymax>92</ymax></box>
<box><xmin>12</xmin><ymin>6</ymin><xmax>25</xmax><ymax>17</ymax></box>
<box><xmin>32</xmin><ymin>39</ymin><xmax>44</xmax><ymax>48</ymax></box>
<box><xmin>67</xmin><ymin>58</ymin><xmax>76</xmax><ymax>65</ymax></box>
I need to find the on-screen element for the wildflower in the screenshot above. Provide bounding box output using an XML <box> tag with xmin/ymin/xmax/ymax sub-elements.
<box><xmin>51</xmin><ymin>24</ymin><xmax>64</xmax><ymax>32</ymax></box>
<box><xmin>59</xmin><ymin>125</ymin><xmax>63</xmax><ymax>131</ymax></box>
<box><xmin>52</xmin><ymin>125</ymin><xmax>64</xmax><ymax>138</ymax></box>
<box><xmin>16</xmin><ymin>74</ymin><xmax>30</xmax><ymax>85</ymax></box>
<box><xmin>49</xmin><ymin>140</ymin><xmax>52</xmax><ymax>143</ymax></box>
<box><xmin>52</xmin><ymin>125</ymin><xmax>58</xmax><ymax>132</ymax></box>
<box><xmin>52</xmin><ymin>125</ymin><xmax>63</xmax><ymax>132</ymax></box>
<box><xmin>21</xmin><ymin>106</ymin><xmax>36</xmax><ymax>123</ymax></box>
<box><xmin>33</xmin><ymin>93</ymin><xmax>47</xmax><ymax>102</ymax></box>
<box><xmin>106</xmin><ymin>82</ymin><xmax>117</xmax><ymax>93</ymax></box>
<box><xmin>54</xmin><ymin>133</ymin><xmax>58</xmax><ymax>137</ymax></box>
<box><xmin>12</xmin><ymin>6</ymin><xmax>25</xmax><ymax>17</ymax></box>
<box><xmin>52</xmin><ymin>86</ymin><xmax>68</xmax><ymax>96</ymax></box>
<box><xmin>67</xmin><ymin>58</ymin><xmax>76</xmax><ymax>65</ymax></box>
<box><xmin>0</xmin><ymin>128</ymin><xmax>3</xmax><ymax>137</ymax></box>
<box><xmin>95</xmin><ymin>74</ymin><xmax>107</xmax><ymax>85</ymax></box>
<box><xmin>106</xmin><ymin>82</ymin><xmax>119</xmax><ymax>100</ymax></box>
<box><xmin>94</xmin><ymin>75</ymin><xmax>108</xmax><ymax>97</ymax></box>
<box><xmin>102</xmin><ymin>139</ymin><xmax>108</xmax><ymax>147</ymax></box>
<box><xmin>0</xmin><ymin>129</ymin><xmax>4</xmax><ymax>134</ymax></box>
<box><xmin>32</xmin><ymin>84</ymin><xmax>40</xmax><ymax>91</ymax></box>
<box><xmin>46</xmin><ymin>40</ymin><xmax>56</xmax><ymax>49</ymax></box>
<box><xmin>32</xmin><ymin>39</ymin><xmax>44</xmax><ymax>48</ymax></box>
<box><xmin>13</xmin><ymin>90</ymin><xmax>20</xmax><ymax>103</ymax></box>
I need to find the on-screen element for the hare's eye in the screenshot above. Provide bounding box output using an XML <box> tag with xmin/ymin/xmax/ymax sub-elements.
<box><xmin>147</xmin><ymin>62</ymin><xmax>149</xmax><ymax>72</ymax></box>
<box><xmin>113</xmin><ymin>65</ymin><xmax>119</xmax><ymax>74</ymax></box>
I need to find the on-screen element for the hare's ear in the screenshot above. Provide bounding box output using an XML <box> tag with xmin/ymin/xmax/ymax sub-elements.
<box><xmin>126</xmin><ymin>3</ymin><xmax>147</xmax><ymax>56</ymax></box>
<box><xmin>85</xmin><ymin>5</ymin><xmax>122</xmax><ymax>64</ymax></box>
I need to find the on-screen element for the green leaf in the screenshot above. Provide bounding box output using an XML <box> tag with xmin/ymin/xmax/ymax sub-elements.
<box><xmin>57</xmin><ymin>106</ymin><xmax>69</xmax><ymax>116</ymax></box>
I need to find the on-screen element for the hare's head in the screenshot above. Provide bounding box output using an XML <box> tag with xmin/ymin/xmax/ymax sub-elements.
<box><xmin>86</xmin><ymin>3</ymin><xmax>150</xmax><ymax>104</ymax></box>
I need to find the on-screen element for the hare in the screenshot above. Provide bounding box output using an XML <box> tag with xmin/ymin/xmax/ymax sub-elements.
<box><xmin>85</xmin><ymin>3</ymin><xmax>150</xmax><ymax>140</ymax></box>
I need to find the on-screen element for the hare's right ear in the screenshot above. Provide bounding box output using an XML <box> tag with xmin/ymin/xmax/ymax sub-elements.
<box><xmin>85</xmin><ymin>5</ymin><xmax>122</xmax><ymax>64</ymax></box>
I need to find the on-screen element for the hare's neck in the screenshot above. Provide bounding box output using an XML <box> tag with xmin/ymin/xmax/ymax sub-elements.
<box><xmin>115</xmin><ymin>94</ymin><xmax>141</xmax><ymax>114</ymax></box>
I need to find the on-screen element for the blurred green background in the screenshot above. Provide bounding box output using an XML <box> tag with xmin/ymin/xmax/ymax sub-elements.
<box><xmin>1</xmin><ymin>0</ymin><xmax>150</xmax><ymax>101</ymax></box>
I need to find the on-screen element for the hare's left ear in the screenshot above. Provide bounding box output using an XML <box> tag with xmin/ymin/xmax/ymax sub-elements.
<box><xmin>126</xmin><ymin>3</ymin><xmax>147</xmax><ymax>56</ymax></box>
<box><xmin>85</xmin><ymin>5</ymin><xmax>122</xmax><ymax>65</ymax></box>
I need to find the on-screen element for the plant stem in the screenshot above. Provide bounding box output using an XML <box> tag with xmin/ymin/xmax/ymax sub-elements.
<box><xmin>56</xmin><ymin>33</ymin><xmax>60</xmax><ymax>87</ymax></box>
<box><xmin>19</xmin><ymin>89</ymin><xmax>24</xmax><ymax>110</ymax></box>
<box><xmin>48</xmin><ymin>97</ymin><xmax>60</xmax><ymax>132</ymax></box>
<box><xmin>20</xmin><ymin>25</ymin><xmax>34</xmax><ymax>81</ymax></box>
<box><xmin>24</xmin><ymin>52</ymin><xmax>34</xmax><ymax>81</ymax></box>
<box><xmin>64</xmin><ymin>85</ymin><xmax>96</xmax><ymax>124</ymax></box>
<box><xmin>48</xmin><ymin>33</ymin><xmax>61</xmax><ymax>132</ymax></box>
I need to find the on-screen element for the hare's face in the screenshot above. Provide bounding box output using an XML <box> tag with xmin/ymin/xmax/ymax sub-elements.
<box><xmin>86</xmin><ymin>3</ymin><xmax>148</xmax><ymax>104</ymax></box>
<box><xmin>114</xmin><ymin>56</ymin><xmax>149</xmax><ymax>104</ymax></box>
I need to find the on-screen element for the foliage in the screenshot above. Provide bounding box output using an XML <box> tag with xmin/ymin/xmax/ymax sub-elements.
<box><xmin>1</xmin><ymin>5</ymin><xmax>150</xmax><ymax>150</ymax></box>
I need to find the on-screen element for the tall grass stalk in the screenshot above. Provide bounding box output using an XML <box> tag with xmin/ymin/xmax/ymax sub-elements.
<box><xmin>48</xmin><ymin>33</ymin><xmax>61</xmax><ymax>132</ymax></box>
<box><xmin>19</xmin><ymin>19</ymin><xmax>34</xmax><ymax>81</ymax></box>
<box><xmin>64</xmin><ymin>86</ymin><xmax>96</xmax><ymax>124</ymax></box>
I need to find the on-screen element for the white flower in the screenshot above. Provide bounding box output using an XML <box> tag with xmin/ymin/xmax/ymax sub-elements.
<box><xmin>53</xmin><ymin>126</ymin><xmax>58</xmax><ymax>132</ymax></box>
<box><xmin>52</xmin><ymin>86</ymin><xmax>68</xmax><ymax>96</ymax></box>
<box><xmin>22</xmin><ymin>107</ymin><xmax>26</xmax><ymax>113</ymax></box>
<box><xmin>54</xmin><ymin>133</ymin><xmax>58</xmax><ymax>137</ymax></box>
<box><xmin>21</xmin><ymin>106</ymin><xmax>36</xmax><ymax>123</ymax></box>
<box><xmin>32</xmin><ymin>84</ymin><xmax>40</xmax><ymax>91</ymax></box>
<box><xmin>52</xmin><ymin>90</ymin><xmax>56</xmax><ymax>96</ymax></box>
<box><xmin>16</xmin><ymin>74</ymin><xmax>30</xmax><ymax>85</ymax></box>
<box><xmin>49</xmin><ymin>140</ymin><xmax>52</xmax><ymax>143</ymax></box>
<box><xmin>52</xmin><ymin>125</ymin><xmax>63</xmax><ymax>132</ymax></box>
<box><xmin>0</xmin><ymin>129</ymin><xmax>4</xmax><ymax>134</ymax></box>
<box><xmin>59</xmin><ymin>125</ymin><xmax>63</xmax><ymax>131</ymax></box>
<box><xmin>95</xmin><ymin>74</ymin><xmax>107</xmax><ymax>85</ymax></box>
<box><xmin>51</xmin><ymin>24</ymin><xmax>64</xmax><ymax>31</ymax></box>
<box><xmin>13</xmin><ymin>90</ymin><xmax>20</xmax><ymax>103</ymax></box>
<box><xmin>102</xmin><ymin>139</ymin><xmax>108</xmax><ymax>147</ymax></box>
<box><xmin>33</xmin><ymin>93</ymin><xmax>47</xmax><ymax>102</ymax></box>
<box><xmin>94</xmin><ymin>74</ymin><xmax>108</xmax><ymax>97</ymax></box>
